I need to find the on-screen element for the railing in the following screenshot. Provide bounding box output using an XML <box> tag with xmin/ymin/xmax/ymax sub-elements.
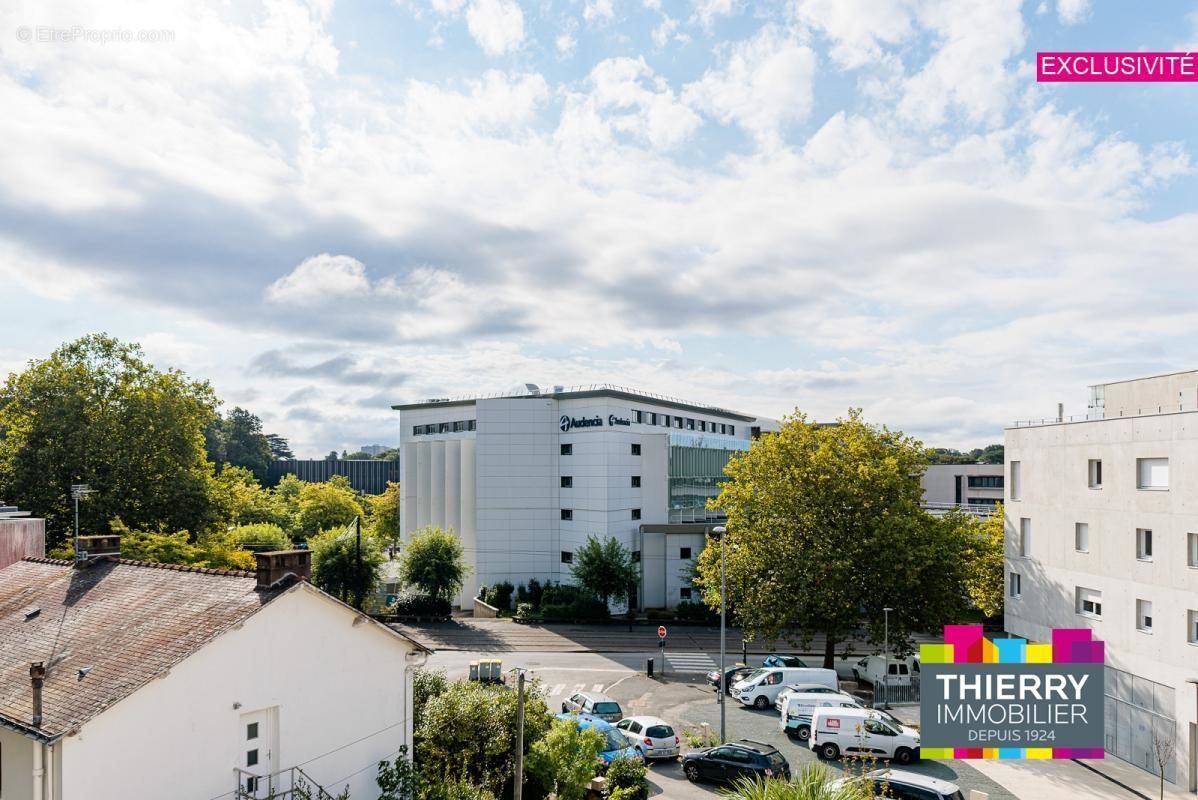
<box><xmin>233</xmin><ymin>766</ymin><xmax>341</xmax><ymax>800</ymax></box>
<box><xmin>412</xmin><ymin>383</ymin><xmax>744</xmax><ymax>416</ymax></box>
<box><xmin>920</xmin><ymin>502</ymin><xmax>997</xmax><ymax>518</ymax></box>
<box><xmin>1012</xmin><ymin>402</ymin><xmax>1198</xmax><ymax>428</ymax></box>
<box><xmin>871</xmin><ymin>679</ymin><xmax>921</xmax><ymax>707</ymax></box>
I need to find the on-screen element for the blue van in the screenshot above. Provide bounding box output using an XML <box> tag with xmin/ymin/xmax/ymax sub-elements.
<box><xmin>555</xmin><ymin>713</ymin><xmax>642</xmax><ymax>767</ymax></box>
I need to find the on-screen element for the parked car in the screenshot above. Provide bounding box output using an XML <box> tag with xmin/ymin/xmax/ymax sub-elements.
<box><xmin>763</xmin><ymin>653</ymin><xmax>810</xmax><ymax>668</ymax></box>
<box><xmin>852</xmin><ymin>655</ymin><xmax>920</xmax><ymax>687</ymax></box>
<box><xmin>778</xmin><ymin>690</ymin><xmax>862</xmax><ymax>742</ymax></box>
<box><xmin>831</xmin><ymin>769</ymin><xmax>963</xmax><ymax>800</ymax></box>
<box><xmin>706</xmin><ymin>664</ymin><xmax>755</xmax><ymax>693</ymax></box>
<box><xmin>731</xmin><ymin>667</ymin><xmax>839</xmax><ymax>709</ymax></box>
<box><xmin>555</xmin><ymin>713</ymin><xmax>641</xmax><ymax>767</ymax></box>
<box><xmin>561</xmin><ymin>691</ymin><xmax>623</xmax><ymax>722</ymax></box>
<box><xmin>774</xmin><ymin>682</ymin><xmax>853</xmax><ymax>712</ymax></box>
<box><xmin>809</xmin><ymin>707</ymin><xmax>921</xmax><ymax>765</ymax></box>
<box><xmin>681</xmin><ymin>739</ymin><xmax>790</xmax><ymax>784</ymax></box>
<box><xmin>614</xmin><ymin>716</ymin><xmax>680</xmax><ymax>761</ymax></box>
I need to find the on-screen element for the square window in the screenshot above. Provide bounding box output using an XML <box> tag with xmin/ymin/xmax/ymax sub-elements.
<box><xmin>561</xmin><ymin>551</ymin><xmax>573</xmax><ymax>564</ymax></box>
<box><xmin>1189</xmin><ymin>610</ymin><xmax>1198</xmax><ymax>644</ymax></box>
<box><xmin>1076</xmin><ymin>586</ymin><xmax>1102</xmax><ymax>618</ymax></box>
<box><xmin>680</xmin><ymin>587</ymin><xmax>693</xmax><ymax>601</ymax></box>
<box><xmin>438</xmin><ymin>422</ymin><xmax>450</xmax><ymax>433</ymax></box>
<box><xmin>634</xmin><ymin>410</ymin><xmax>644</xmax><ymax>424</ymax></box>
<box><xmin>247</xmin><ymin>749</ymin><xmax>259</xmax><ymax>767</ymax></box>
<box><xmin>1075</xmin><ymin>522</ymin><xmax>1089</xmax><ymax>552</ymax></box>
<box><xmin>412</xmin><ymin>425</ymin><xmax>422</xmax><ymax>436</ymax></box>
<box><xmin>1189</xmin><ymin>533</ymin><xmax>1198</xmax><ymax>567</ymax></box>
<box><xmin>247</xmin><ymin>722</ymin><xmax>259</xmax><ymax>740</ymax></box>
<box><xmin>674</xmin><ymin>416</ymin><xmax>683</xmax><ymax>428</ymax></box>
<box><xmin>560</xmin><ymin>443</ymin><xmax>572</xmax><ymax>456</ymax></box>
<box><xmin>632</xmin><ymin>550</ymin><xmax>641</xmax><ymax>563</ymax></box>
<box><xmin>631</xmin><ymin>508</ymin><xmax>641</xmax><ymax>520</ymax></box>
<box><xmin>1088</xmin><ymin>459</ymin><xmax>1102</xmax><ymax>488</ymax></box>
<box><xmin>631</xmin><ymin>476</ymin><xmax>641</xmax><ymax>488</ymax></box>
<box><xmin>727</xmin><ymin>425</ymin><xmax>735</xmax><ymax>436</ymax></box>
<box><xmin>1010</xmin><ymin>461</ymin><xmax>1021</xmax><ymax>501</ymax></box>
<box><xmin>561</xmin><ymin>476</ymin><xmax>573</xmax><ymax>488</ymax></box>
<box><xmin>1137</xmin><ymin>457</ymin><xmax>1169</xmax><ymax>490</ymax></box>
<box><xmin>680</xmin><ymin>547</ymin><xmax>692</xmax><ymax>560</ymax></box>
<box><xmin>686</xmin><ymin>418</ymin><xmax>695</xmax><ymax>430</ymax></box>
<box><xmin>468</xmin><ymin>419</ymin><xmax>477</xmax><ymax>431</ymax></box>
<box><xmin>561</xmin><ymin>509</ymin><xmax>573</xmax><ymax>521</ymax></box>
<box><xmin>631</xmin><ymin>443</ymin><xmax>641</xmax><ymax>456</ymax></box>
<box><xmin>660</xmin><ymin>415</ymin><xmax>669</xmax><ymax>428</ymax></box>
<box><xmin>1136</xmin><ymin>599</ymin><xmax>1153</xmax><ymax>632</ymax></box>
<box><xmin>1009</xmin><ymin>572</ymin><xmax>1021</xmax><ymax>598</ymax></box>
<box><xmin>1019</xmin><ymin>518</ymin><xmax>1031</xmax><ymax>557</ymax></box>
<box><xmin>698</xmin><ymin>421</ymin><xmax>707</xmax><ymax>432</ymax></box>
<box><xmin>1137</xmin><ymin>528</ymin><xmax>1153</xmax><ymax>561</ymax></box>
<box><xmin>648</xmin><ymin>412</ymin><xmax>657</xmax><ymax>425</ymax></box>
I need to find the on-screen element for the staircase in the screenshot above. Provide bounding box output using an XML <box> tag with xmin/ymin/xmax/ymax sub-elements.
<box><xmin>233</xmin><ymin>766</ymin><xmax>346</xmax><ymax>800</ymax></box>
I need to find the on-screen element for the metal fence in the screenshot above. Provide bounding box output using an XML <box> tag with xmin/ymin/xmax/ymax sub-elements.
<box><xmin>870</xmin><ymin>679</ymin><xmax>921</xmax><ymax>707</ymax></box>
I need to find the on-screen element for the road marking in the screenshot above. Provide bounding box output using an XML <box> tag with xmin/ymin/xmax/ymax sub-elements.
<box><xmin>592</xmin><ymin>683</ymin><xmax>604</xmax><ymax>692</ymax></box>
<box><xmin>548</xmin><ymin>683</ymin><xmax>565</xmax><ymax>697</ymax></box>
<box><xmin>664</xmin><ymin>652</ymin><xmax>717</xmax><ymax>672</ymax></box>
<box><xmin>572</xmin><ymin>683</ymin><xmax>585</xmax><ymax>693</ymax></box>
<box><xmin>603</xmin><ymin>673</ymin><xmax>636</xmax><ymax>694</ymax></box>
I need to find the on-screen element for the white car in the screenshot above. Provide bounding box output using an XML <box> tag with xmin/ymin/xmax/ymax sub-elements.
<box><xmin>831</xmin><ymin>769</ymin><xmax>963</xmax><ymax>800</ymax></box>
<box><xmin>731</xmin><ymin>667</ymin><xmax>839</xmax><ymax>709</ymax></box>
<box><xmin>809</xmin><ymin>707</ymin><xmax>921</xmax><ymax>765</ymax></box>
<box><xmin>614</xmin><ymin>716</ymin><xmax>680</xmax><ymax>761</ymax></box>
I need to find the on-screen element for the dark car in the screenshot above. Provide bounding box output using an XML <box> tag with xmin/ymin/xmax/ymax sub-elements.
<box><xmin>682</xmin><ymin>740</ymin><xmax>790</xmax><ymax>784</ymax></box>
<box><xmin>706</xmin><ymin>665</ymin><xmax>754</xmax><ymax>692</ymax></box>
<box><xmin>763</xmin><ymin>654</ymin><xmax>809</xmax><ymax>668</ymax></box>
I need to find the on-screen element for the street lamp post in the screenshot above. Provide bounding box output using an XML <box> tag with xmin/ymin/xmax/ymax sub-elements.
<box><xmin>711</xmin><ymin>525</ymin><xmax>728</xmax><ymax>743</ymax></box>
<box><xmin>882</xmin><ymin>607</ymin><xmax>893</xmax><ymax>710</ymax></box>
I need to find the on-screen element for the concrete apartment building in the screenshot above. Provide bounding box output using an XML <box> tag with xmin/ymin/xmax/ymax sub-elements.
<box><xmin>920</xmin><ymin>464</ymin><xmax>1004</xmax><ymax>513</ymax></box>
<box><xmin>1004</xmin><ymin>370</ymin><xmax>1198</xmax><ymax>790</ymax></box>
<box><xmin>394</xmin><ymin>384</ymin><xmax>777</xmax><ymax>609</ymax></box>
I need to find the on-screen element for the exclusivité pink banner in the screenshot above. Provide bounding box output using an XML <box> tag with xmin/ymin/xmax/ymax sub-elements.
<box><xmin>1038</xmin><ymin>52</ymin><xmax>1198</xmax><ymax>82</ymax></box>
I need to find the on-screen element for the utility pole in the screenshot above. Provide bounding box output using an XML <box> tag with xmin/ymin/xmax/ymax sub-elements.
<box><xmin>514</xmin><ymin>669</ymin><xmax>526</xmax><ymax>800</ymax></box>
<box><xmin>712</xmin><ymin>525</ymin><xmax>728</xmax><ymax>744</ymax></box>
<box><xmin>883</xmin><ymin>607</ymin><xmax>893</xmax><ymax>710</ymax></box>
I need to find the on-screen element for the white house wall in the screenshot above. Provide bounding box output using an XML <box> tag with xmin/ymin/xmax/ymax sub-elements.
<box><xmin>53</xmin><ymin>586</ymin><xmax>417</xmax><ymax>800</ymax></box>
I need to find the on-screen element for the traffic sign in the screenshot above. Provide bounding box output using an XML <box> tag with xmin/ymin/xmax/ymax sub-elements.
<box><xmin>658</xmin><ymin>625</ymin><xmax>667</xmax><ymax>639</ymax></box>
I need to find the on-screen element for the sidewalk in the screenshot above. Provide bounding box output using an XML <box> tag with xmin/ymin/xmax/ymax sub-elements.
<box><xmin>889</xmin><ymin>705</ymin><xmax>1190</xmax><ymax>800</ymax></box>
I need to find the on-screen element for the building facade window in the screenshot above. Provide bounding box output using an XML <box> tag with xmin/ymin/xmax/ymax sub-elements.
<box><xmin>1088</xmin><ymin>459</ymin><xmax>1102</xmax><ymax>488</ymax></box>
<box><xmin>561</xmin><ymin>443</ymin><xmax>572</xmax><ymax>456</ymax></box>
<box><xmin>660</xmin><ymin>415</ymin><xmax>669</xmax><ymax>428</ymax></box>
<box><xmin>1137</xmin><ymin>457</ymin><xmax>1169</xmax><ymax>490</ymax></box>
<box><xmin>561</xmin><ymin>551</ymin><xmax>572</xmax><ymax>564</ymax></box>
<box><xmin>631</xmin><ymin>476</ymin><xmax>641</xmax><ymax>488</ymax></box>
<box><xmin>1136</xmin><ymin>599</ymin><xmax>1153</xmax><ymax>632</ymax></box>
<box><xmin>1189</xmin><ymin>533</ymin><xmax>1198</xmax><ymax>567</ymax></box>
<box><xmin>560</xmin><ymin>509</ymin><xmax>573</xmax><ymax>521</ymax></box>
<box><xmin>632</xmin><ymin>550</ymin><xmax>640</xmax><ymax>563</ymax></box>
<box><xmin>1075</xmin><ymin>522</ymin><xmax>1090</xmax><ymax>552</ymax></box>
<box><xmin>648</xmin><ymin>412</ymin><xmax>657</xmax><ymax>425</ymax></box>
<box><xmin>698</xmin><ymin>421</ymin><xmax>707</xmax><ymax>432</ymax></box>
<box><xmin>468</xmin><ymin>419</ymin><xmax>476</xmax><ymax>431</ymax></box>
<box><xmin>631</xmin><ymin>508</ymin><xmax>641</xmax><ymax>520</ymax></box>
<box><xmin>1189</xmin><ymin>610</ymin><xmax>1198</xmax><ymax>644</ymax></box>
<box><xmin>967</xmin><ymin>475</ymin><xmax>1004</xmax><ymax>489</ymax></box>
<box><xmin>680</xmin><ymin>547</ymin><xmax>692</xmax><ymax>560</ymax></box>
<box><xmin>631</xmin><ymin>443</ymin><xmax>641</xmax><ymax>456</ymax></box>
<box><xmin>1019</xmin><ymin>518</ymin><xmax>1031</xmax><ymax>557</ymax></box>
<box><xmin>1136</xmin><ymin>528</ymin><xmax>1153</xmax><ymax>561</ymax></box>
<box><xmin>673</xmin><ymin>416</ymin><xmax>683</xmax><ymax>428</ymax></box>
<box><xmin>680</xmin><ymin>587</ymin><xmax>693</xmax><ymax>600</ymax></box>
<box><xmin>560</xmin><ymin>476</ymin><xmax>573</xmax><ymax>488</ymax></box>
<box><xmin>686</xmin><ymin>418</ymin><xmax>696</xmax><ymax>430</ymax></box>
<box><xmin>1010</xmin><ymin>572</ymin><xmax>1021</xmax><ymax>598</ymax></box>
<box><xmin>1010</xmin><ymin>461</ymin><xmax>1021</xmax><ymax>500</ymax></box>
<box><xmin>438</xmin><ymin>422</ymin><xmax>450</xmax><ymax>433</ymax></box>
<box><xmin>728</xmin><ymin>425</ymin><xmax>735</xmax><ymax>436</ymax></box>
<box><xmin>634</xmin><ymin>410</ymin><xmax>644</xmax><ymax>424</ymax></box>
<box><xmin>1076</xmin><ymin>587</ymin><xmax>1102</xmax><ymax>618</ymax></box>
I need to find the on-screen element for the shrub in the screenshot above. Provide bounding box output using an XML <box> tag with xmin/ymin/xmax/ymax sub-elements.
<box><xmin>540</xmin><ymin>592</ymin><xmax>608</xmax><ymax>621</ymax></box>
<box><xmin>604</xmin><ymin>758</ymin><xmax>648</xmax><ymax>800</ymax></box>
<box><xmin>675</xmin><ymin>600</ymin><xmax>719</xmax><ymax>623</ymax></box>
<box><xmin>526</xmin><ymin>718</ymin><xmax>604</xmax><ymax>800</ymax></box>
<box><xmin>645</xmin><ymin>609</ymin><xmax>674</xmax><ymax>621</ymax></box>
<box><xmin>228</xmin><ymin>522</ymin><xmax>292</xmax><ymax>552</ymax></box>
<box><xmin>490</xmin><ymin>581</ymin><xmax>514</xmax><ymax>610</ymax></box>
<box><xmin>413</xmin><ymin>669</ymin><xmax>449</xmax><ymax>728</ymax></box>
<box><xmin>515</xmin><ymin>602</ymin><xmax>536</xmax><ymax>620</ymax></box>
<box><xmin>402</xmin><ymin>527</ymin><xmax>467</xmax><ymax>602</ymax></box>
<box><xmin>390</xmin><ymin>591</ymin><xmax>452</xmax><ymax>619</ymax></box>
<box><xmin>541</xmin><ymin>582</ymin><xmax>581</xmax><ymax>606</ymax></box>
<box><xmin>526</xmin><ymin>577</ymin><xmax>544</xmax><ymax>609</ymax></box>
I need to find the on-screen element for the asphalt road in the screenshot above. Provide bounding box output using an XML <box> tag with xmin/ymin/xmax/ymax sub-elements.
<box><xmin>424</xmin><ymin>649</ymin><xmax>1017</xmax><ymax>800</ymax></box>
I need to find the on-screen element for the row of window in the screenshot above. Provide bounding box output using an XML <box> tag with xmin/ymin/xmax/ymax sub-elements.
<box><xmin>412</xmin><ymin>419</ymin><xmax>476</xmax><ymax>435</ymax></box>
<box><xmin>561</xmin><ymin>443</ymin><xmax>641</xmax><ymax>456</ymax></box>
<box><xmin>1015</xmin><ymin>516</ymin><xmax>1198</xmax><ymax>563</ymax></box>
<box><xmin>1009</xmin><ymin>578</ymin><xmax>1198</xmax><ymax>643</ymax></box>
<box><xmin>562</xmin><ymin>548</ymin><xmax>695</xmax><ymax>564</ymax></box>
<box><xmin>967</xmin><ymin>475</ymin><xmax>1004</xmax><ymax>489</ymax></box>
<box><xmin>632</xmin><ymin>409</ymin><xmax>735</xmax><ymax>436</ymax></box>
<box><xmin>560</xmin><ymin>475</ymin><xmax>641</xmax><ymax>488</ymax></box>
<box><xmin>561</xmin><ymin>508</ymin><xmax>641</xmax><ymax>520</ymax></box>
<box><xmin>1008</xmin><ymin>456</ymin><xmax>1170</xmax><ymax>499</ymax></box>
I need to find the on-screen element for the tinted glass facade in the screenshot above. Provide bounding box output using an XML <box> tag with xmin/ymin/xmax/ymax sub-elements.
<box><xmin>667</xmin><ymin>434</ymin><xmax>750</xmax><ymax>523</ymax></box>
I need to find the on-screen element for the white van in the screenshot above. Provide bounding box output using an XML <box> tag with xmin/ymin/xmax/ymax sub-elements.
<box><xmin>778</xmin><ymin>691</ymin><xmax>862</xmax><ymax>741</ymax></box>
<box><xmin>731</xmin><ymin>667</ymin><xmax>838</xmax><ymax>709</ymax></box>
<box><xmin>809</xmin><ymin>707</ymin><xmax>921</xmax><ymax>765</ymax></box>
<box><xmin>851</xmin><ymin>655</ymin><xmax>919</xmax><ymax>687</ymax></box>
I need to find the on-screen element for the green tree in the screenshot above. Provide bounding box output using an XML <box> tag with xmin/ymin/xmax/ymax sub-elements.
<box><xmin>370</xmin><ymin>481</ymin><xmax>403</xmax><ymax>551</ymax></box>
<box><xmin>296</xmin><ymin>477</ymin><xmax>365</xmax><ymax>539</ymax></box>
<box><xmin>415</xmin><ymin>680</ymin><xmax>550</xmax><ymax>799</ymax></box>
<box><xmin>211</xmin><ymin>465</ymin><xmax>293</xmax><ymax>530</ymax></box>
<box><xmin>721</xmin><ymin>763</ymin><xmax>873</xmax><ymax>800</ymax></box>
<box><xmin>377</xmin><ymin>746</ymin><xmax>422</xmax><ymax>800</ymax></box>
<box><xmin>205</xmin><ymin>407</ymin><xmax>274</xmax><ymax>482</ymax></box>
<box><xmin>960</xmin><ymin>504</ymin><xmax>1005</xmax><ymax>618</ymax></box>
<box><xmin>413</xmin><ymin>668</ymin><xmax>450</xmax><ymax>729</ymax></box>
<box><xmin>526</xmin><ymin>718</ymin><xmax>604</xmax><ymax>800</ymax></box>
<box><xmin>696</xmin><ymin>409</ymin><xmax>967</xmax><ymax>668</ymax></box>
<box><xmin>111</xmin><ymin>518</ymin><xmax>256</xmax><ymax>570</ymax></box>
<box><xmin>570</xmin><ymin>536</ymin><xmax>637</xmax><ymax>609</ymax></box>
<box><xmin>310</xmin><ymin>520</ymin><xmax>385</xmax><ymax>609</ymax></box>
<box><xmin>228</xmin><ymin>522</ymin><xmax>293</xmax><ymax>552</ymax></box>
<box><xmin>0</xmin><ymin>334</ymin><xmax>218</xmax><ymax>547</ymax></box>
<box><xmin>401</xmin><ymin>527</ymin><xmax>467</xmax><ymax>602</ymax></box>
<box><xmin>266</xmin><ymin>433</ymin><xmax>294</xmax><ymax>460</ymax></box>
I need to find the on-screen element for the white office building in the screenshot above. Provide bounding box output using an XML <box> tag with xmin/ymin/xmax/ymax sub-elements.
<box><xmin>1005</xmin><ymin>370</ymin><xmax>1198</xmax><ymax>790</ymax></box>
<box><xmin>394</xmin><ymin>384</ymin><xmax>777</xmax><ymax>609</ymax></box>
<box><xmin>920</xmin><ymin>463</ymin><xmax>1004</xmax><ymax>515</ymax></box>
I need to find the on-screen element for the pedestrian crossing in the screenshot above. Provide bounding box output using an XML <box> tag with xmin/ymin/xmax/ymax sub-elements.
<box><xmin>664</xmin><ymin>651</ymin><xmax>717</xmax><ymax>672</ymax></box>
<box><xmin>543</xmin><ymin>682</ymin><xmax>610</xmax><ymax>705</ymax></box>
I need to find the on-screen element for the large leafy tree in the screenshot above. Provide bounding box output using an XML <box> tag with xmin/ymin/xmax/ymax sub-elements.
<box><xmin>696</xmin><ymin>409</ymin><xmax>970</xmax><ymax>667</ymax></box>
<box><xmin>370</xmin><ymin>481</ymin><xmax>403</xmax><ymax>551</ymax></box>
<box><xmin>310</xmin><ymin>518</ymin><xmax>385</xmax><ymax>609</ymax></box>
<box><xmin>0</xmin><ymin>334</ymin><xmax>218</xmax><ymax>547</ymax></box>
<box><xmin>959</xmin><ymin>504</ymin><xmax>1005</xmax><ymax>618</ymax></box>
<box><xmin>402</xmin><ymin>526</ymin><xmax>467</xmax><ymax>602</ymax></box>
<box><xmin>205</xmin><ymin>407</ymin><xmax>275</xmax><ymax>481</ymax></box>
<box><xmin>265</xmin><ymin>433</ymin><xmax>294</xmax><ymax>460</ymax></box>
<box><xmin>296</xmin><ymin>475</ymin><xmax>365</xmax><ymax>539</ymax></box>
<box><xmin>571</xmin><ymin>535</ymin><xmax>637</xmax><ymax>608</ymax></box>
<box><xmin>526</xmin><ymin>719</ymin><xmax>604</xmax><ymax>800</ymax></box>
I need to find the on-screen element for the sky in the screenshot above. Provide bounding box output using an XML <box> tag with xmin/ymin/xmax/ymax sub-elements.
<box><xmin>3</xmin><ymin>0</ymin><xmax>1198</xmax><ymax>457</ymax></box>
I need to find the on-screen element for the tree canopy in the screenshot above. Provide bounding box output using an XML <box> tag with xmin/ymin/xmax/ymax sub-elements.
<box><xmin>310</xmin><ymin>518</ymin><xmax>386</xmax><ymax>609</ymax></box>
<box><xmin>205</xmin><ymin>406</ymin><xmax>284</xmax><ymax>482</ymax></box>
<box><xmin>696</xmin><ymin>408</ymin><xmax>971</xmax><ymax>666</ymax></box>
<box><xmin>570</xmin><ymin>535</ymin><xmax>637</xmax><ymax>608</ymax></box>
<box><xmin>296</xmin><ymin>475</ymin><xmax>366</xmax><ymax>539</ymax></box>
<box><xmin>402</xmin><ymin>527</ymin><xmax>467</xmax><ymax>602</ymax></box>
<box><xmin>959</xmin><ymin>503</ymin><xmax>1005</xmax><ymax>618</ymax></box>
<box><xmin>927</xmin><ymin>444</ymin><xmax>1004</xmax><ymax>464</ymax></box>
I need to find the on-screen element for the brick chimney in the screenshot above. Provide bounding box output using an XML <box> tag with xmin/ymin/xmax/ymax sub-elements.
<box><xmin>254</xmin><ymin>550</ymin><xmax>312</xmax><ymax>591</ymax></box>
<box><xmin>75</xmin><ymin>534</ymin><xmax>120</xmax><ymax>567</ymax></box>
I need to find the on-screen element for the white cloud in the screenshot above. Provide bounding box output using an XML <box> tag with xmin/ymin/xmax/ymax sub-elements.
<box><xmin>556</xmin><ymin>33</ymin><xmax>577</xmax><ymax>58</ymax></box>
<box><xmin>1056</xmin><ymin>0</ymin><xmax>1091</xmax><ymax>25</ymax></box>
<box><xmin>683</xmin><ymin>26</ymin><xmax>816</xmax><ymax>147</ymax></box>
<box><xmin>584</xmin><ymin>0</ymin><xmax>615</xmax><ymax>24</ymax></box>
<box><xmin>265</xmin><ymin>254</ymin><xmax>371</xmax><ymax>307</ymax></box>
<box><xmin>465</xmin><ymin>0</ymin><xmax>525</xmax><ymax>56</ymax></box>
<box><xmin>791</xmin><ymin>0</ymin><xmax>917</xmax><ymax>68</ymax></box>
<box><xmin>692</xmin><ymin>0</ymin><xmax>739</xmax><ymax>29</ymax></box>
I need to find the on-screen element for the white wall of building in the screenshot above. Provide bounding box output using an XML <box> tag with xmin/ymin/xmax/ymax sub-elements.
<box><xmin>44</xmin><ymin>585</ymin><xmax>419</xmax><ymax>800</ymax></box>
<box><xmin>920</xmin><ymin>463</ymin><xmax>1004</xmax><ymax>508</ymax></box>
<box><xmin>1005</xmin><ymin>410</ymin><xmax>1198</xmax><ymax>788</ymax></box>
<box><xmin>0</xmin><ymin>727</ymin><xmax>36</xmax><ymax>799</ymax></box>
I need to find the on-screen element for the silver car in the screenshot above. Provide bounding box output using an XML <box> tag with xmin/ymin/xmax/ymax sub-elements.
<box><xmin>561</xmin><ymin>691</ymin><xmax>623</xmax><ymax>722</ymax></box>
